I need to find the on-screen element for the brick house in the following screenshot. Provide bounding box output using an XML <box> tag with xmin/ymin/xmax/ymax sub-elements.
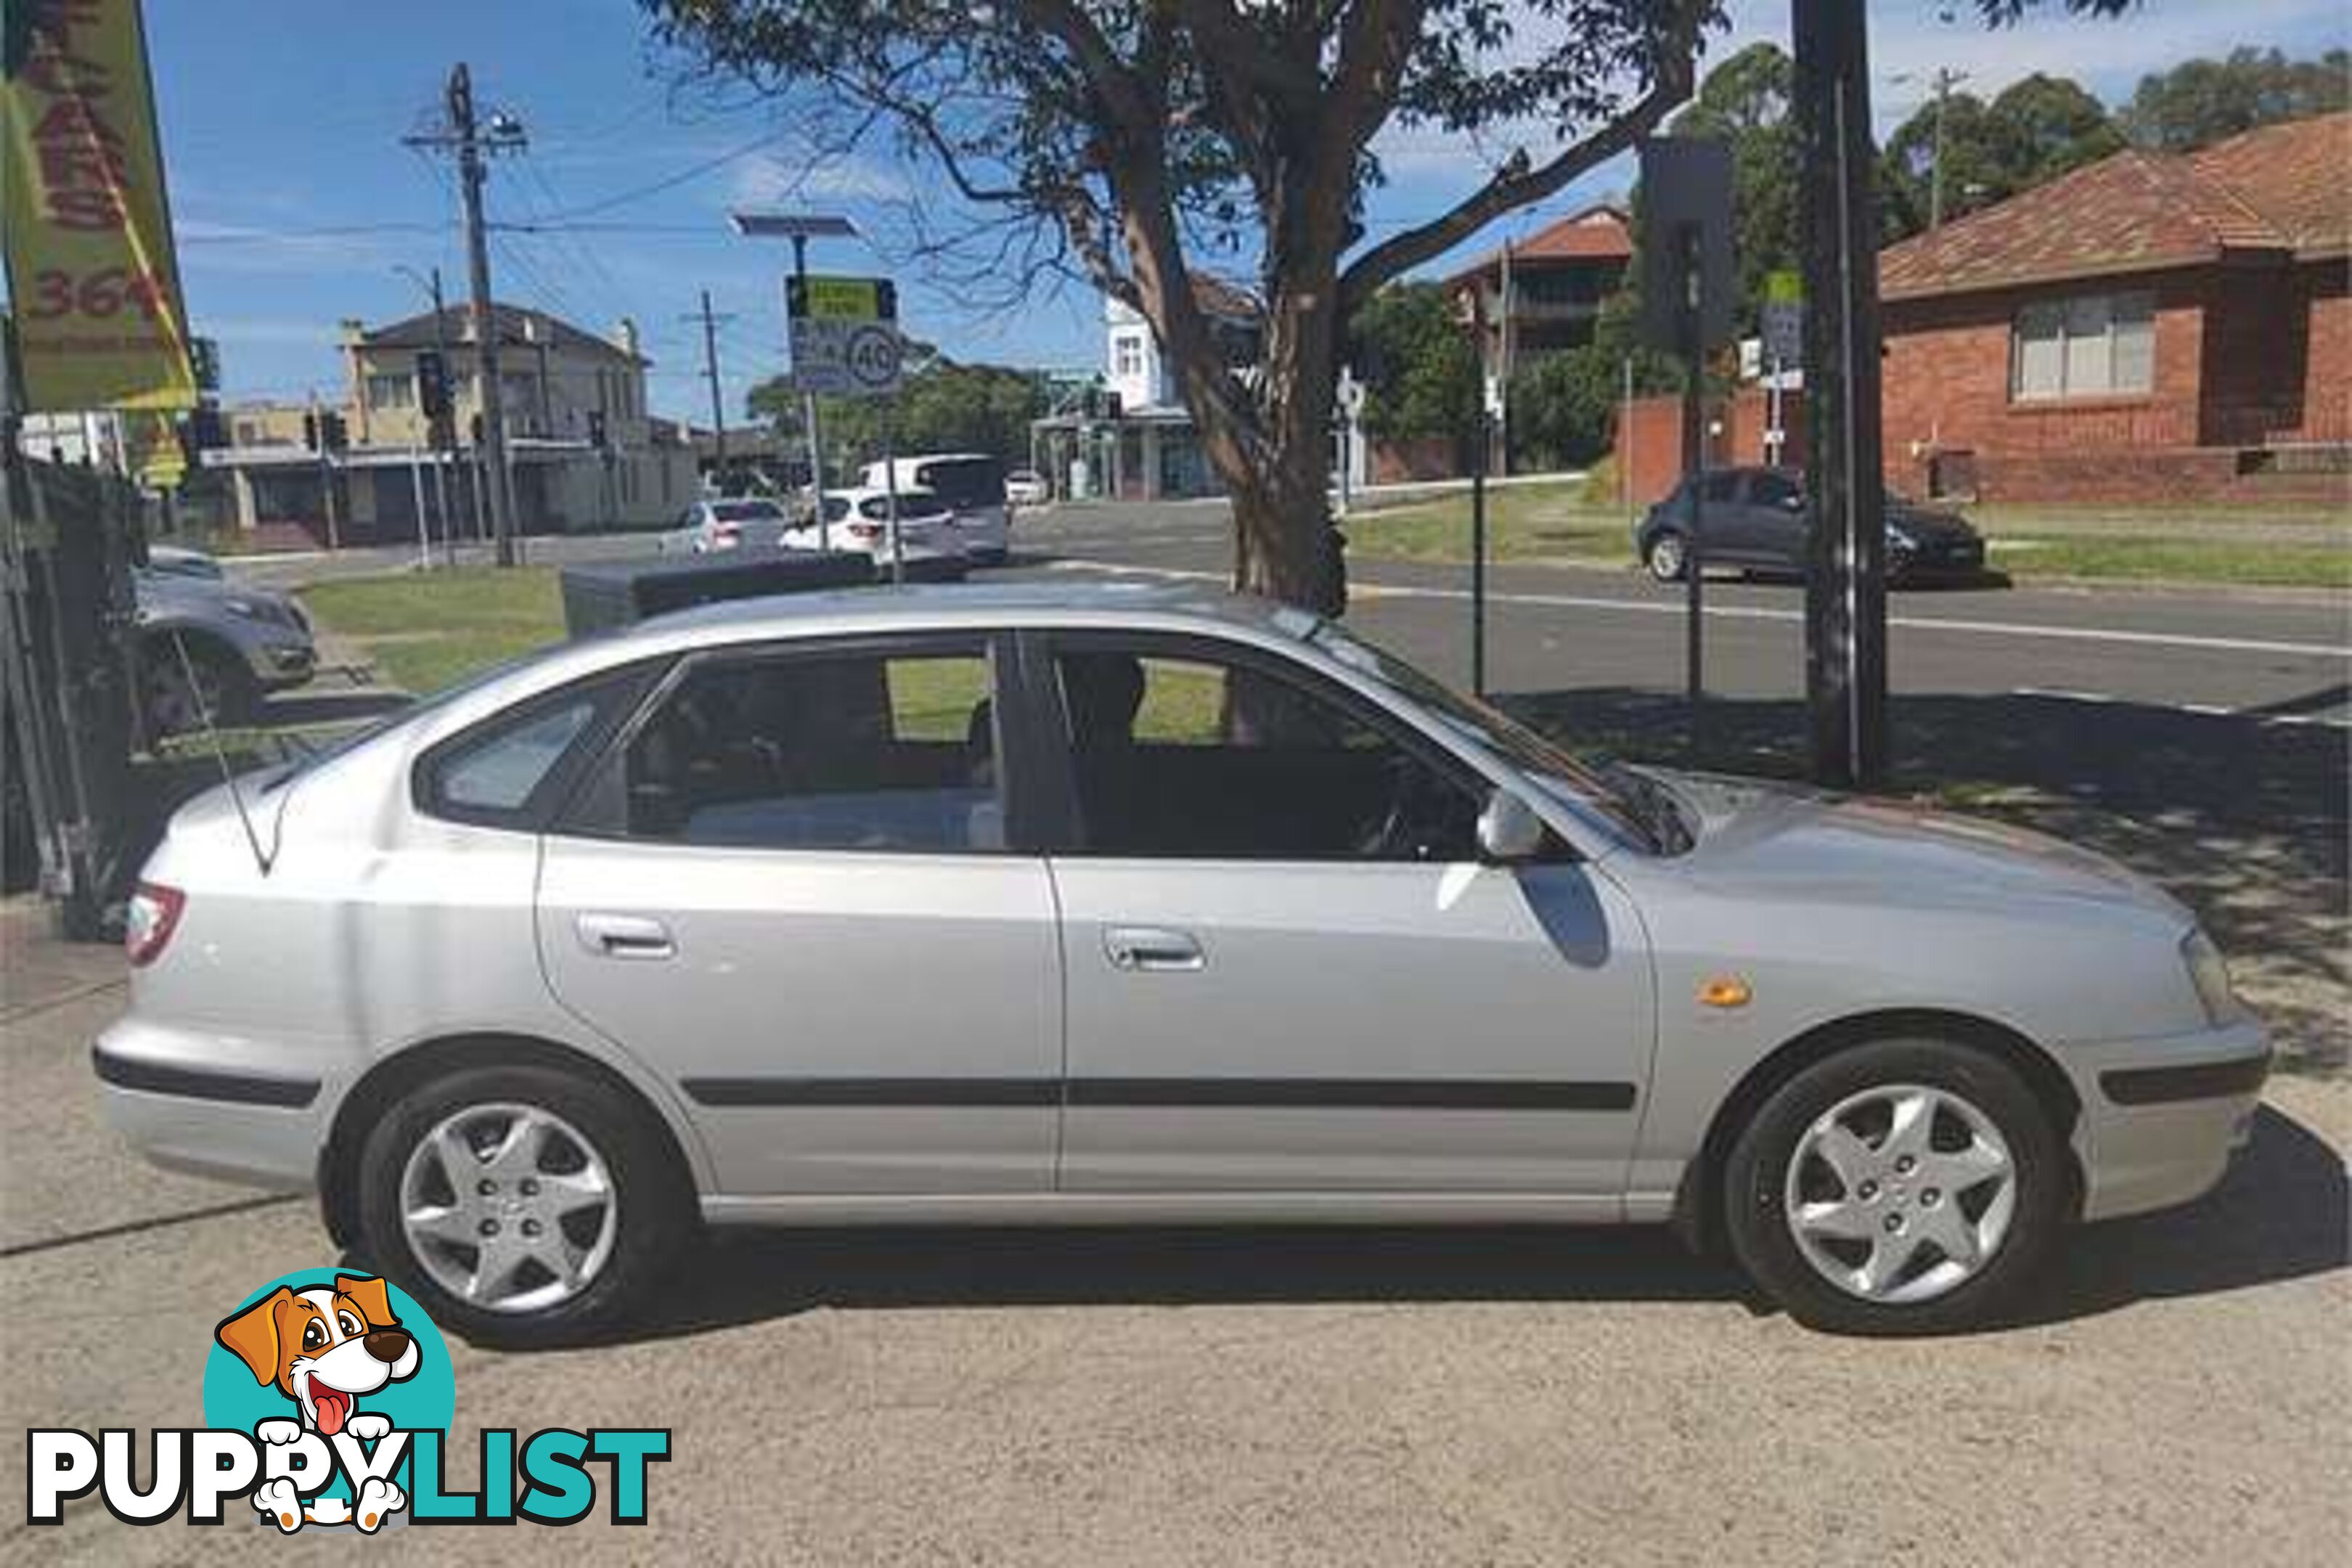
<box><xmin>1877</xmin><ymin>111</ymin><xmax>2350</xmax><ymax>503</ymax></box>
<box><xmin>1447</xmin><ymin>205</ymin><xmax>1633</xmax><ymax>470</ymax></box>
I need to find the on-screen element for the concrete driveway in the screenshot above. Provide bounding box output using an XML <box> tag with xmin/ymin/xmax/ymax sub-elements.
<box><xmin>4</xmin><ymin>902</ymin><xmax>2345</xmax><ymax>1564</ymax></box>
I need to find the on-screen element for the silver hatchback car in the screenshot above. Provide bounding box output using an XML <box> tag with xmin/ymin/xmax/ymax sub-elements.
<box><xmin>97</xmin><ymin>584</ymin><xmax>2269</xmax><ymax>1344</ymax></box>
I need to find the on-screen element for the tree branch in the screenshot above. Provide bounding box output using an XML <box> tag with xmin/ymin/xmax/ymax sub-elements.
<box><xmin>1339</xmin><ymin>34</ymin><xmax>1700</xmax><ymax>315</ymax></box>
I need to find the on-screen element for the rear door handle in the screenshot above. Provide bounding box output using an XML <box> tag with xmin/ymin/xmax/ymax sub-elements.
<box><xmin>576</xmin><ymin>912</ymin><xmax>676</xmax><ymax>960</ymax></box>
<box><xmin>1103</xmin><ymin>925</ymin><xmax>1204</xmax><ymax>973</ymax></box>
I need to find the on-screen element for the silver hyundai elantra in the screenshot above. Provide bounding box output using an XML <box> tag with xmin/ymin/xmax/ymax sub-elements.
<box><xmin>95</xmin><ymin>584</ymin><xmax>2269</xmax><ymax>1343</ymax></box>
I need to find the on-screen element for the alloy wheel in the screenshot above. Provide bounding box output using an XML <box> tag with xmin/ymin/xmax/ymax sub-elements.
<box><xmin>1647</xmin><ymin>534</ymin><xmax>1686</xmax><ymax>581</ymax></box>
<box><xmin>1781</xmin><ymin>1082</ymin><xmax>2017</xmax><ymax>1305</ymax></box>
<box><xmin>399</xmin><ymin>1102</ymin><xmax>621</xmax><ymax>1315</ymax></box>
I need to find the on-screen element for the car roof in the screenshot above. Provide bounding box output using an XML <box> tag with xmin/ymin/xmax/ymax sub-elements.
<box><xmin>642</xmin><ymin>580</ymin><xmax>1290</xmax><ymax>640</ymax></box>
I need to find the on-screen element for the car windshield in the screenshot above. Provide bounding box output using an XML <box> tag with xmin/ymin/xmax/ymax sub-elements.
<box><xmin>1303</xmin><ymin>622</ymin><xmax>1673</xmax><ymax>854</ymax></box>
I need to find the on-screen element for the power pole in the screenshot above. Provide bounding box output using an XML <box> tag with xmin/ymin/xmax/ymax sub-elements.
<box><xmin>1794</xmin><ymin>0</ymin><xmax>1890</xmax><ymax>789</ymax></box>
<box><xmin>685</xmin><ymin>290</ymin><xmax>735</xmax><ymax>483</ymax></box>
<box><xmin>1892</xmin><ymin>65</ymin><xmax>1970</xmax><ymax>232</ymax></box>
<box><xmin>405</xmin><ymin>64</ymin><xmax>526</xmax><ymax>565</ymax></box>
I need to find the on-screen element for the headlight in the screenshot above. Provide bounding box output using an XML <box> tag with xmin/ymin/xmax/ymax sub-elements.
<box><xmin>1885</xmin><ymin>521</ymin><xmax>1917</xmax><ymax>550</ymax></box>
<box><xmin>2181</xmin><ymin>930</ymin><xmax>2247</xmax><ymax>1026</ymax></box>
<box><xmin>223</xmin><ymin>597</ymin><xmax>264</xmax><ymax>620</ymax></box>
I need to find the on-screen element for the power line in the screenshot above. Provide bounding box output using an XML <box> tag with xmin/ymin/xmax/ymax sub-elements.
<box><xmin>521</xmin><ymin>127</ymin><xmax>788</xmax><ymax>223</ymax></box>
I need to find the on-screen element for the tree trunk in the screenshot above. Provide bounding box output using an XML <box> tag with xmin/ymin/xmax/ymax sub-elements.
<box><xmin>1184</xmin><ymin>275</ymin><xmax>1345</xmax><ymax>617</ymax></box>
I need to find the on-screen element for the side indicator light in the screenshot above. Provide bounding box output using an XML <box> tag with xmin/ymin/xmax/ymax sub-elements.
<box><xmin>1698</xmin><ymin>976</ymin><xmax>1752</xmax><ymax>1010</ymax></box>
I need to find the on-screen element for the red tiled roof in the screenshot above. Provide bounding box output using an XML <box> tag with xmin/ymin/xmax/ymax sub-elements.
<box><xmin>1880</xmin><ymin>111</ymin><xmax>2351</xmax><ymax>301</ymax></box>
<box><xmin>1447</xmin><ymin>205</ymin><xmax>1631</xmax><ymax>286</ymax></box>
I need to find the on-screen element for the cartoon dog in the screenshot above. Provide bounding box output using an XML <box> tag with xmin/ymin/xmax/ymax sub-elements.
<box><xmin>215</xmin><ymin>1274</ymin><xmax>419</xmax><ymax>1532</ymax></box>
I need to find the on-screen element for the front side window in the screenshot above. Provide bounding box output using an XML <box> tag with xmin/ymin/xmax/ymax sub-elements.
<box><xmin>1050</xmin><ymin>644</ymin><xmax>1477</xmax><ymax>862</ymax></box>
<box><xmin>616</xmin><ymin>646</ymin><xmax>1003</xmax><ymax>852</ymax></box>
<box><xmin>2012</xmin><ymin>291</ymin><xmax>2154</xmax><ymax>400</ymax></box>
<box><xmin>1749</xmin><ymin>471</ymin><xmax>1804</xmax><ymax>511</ymax></box>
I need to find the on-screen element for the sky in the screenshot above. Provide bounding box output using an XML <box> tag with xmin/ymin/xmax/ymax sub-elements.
<box><xmin>83</xmin><ymin>0</ymin><xmax>2352</xmax><ymax>425</ymax></box>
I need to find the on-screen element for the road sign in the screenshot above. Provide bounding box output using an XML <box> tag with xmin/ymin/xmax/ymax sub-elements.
<box><xmin>1761</xmin><ymin>269</ymin><xmax>1803</xmax><ymax>365</ymax></box>
<box><xmin>787</xmin><ymin>274</ymin><xmax>902</xmax><ymax>397</ymax></box>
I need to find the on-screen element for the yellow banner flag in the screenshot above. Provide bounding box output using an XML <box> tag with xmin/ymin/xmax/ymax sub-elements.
<box><xmin>3</xmin><ymin>0</ymin><xmax>197</xmax><ymax>412</ymax></box>
<box><xmin>123</xmin><ymin>407</ymin><xmax>184</xmax><ymax>489</ymax></box>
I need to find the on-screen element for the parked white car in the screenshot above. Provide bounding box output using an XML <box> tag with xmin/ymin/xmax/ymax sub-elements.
<box><xmin>656</xmin><ymin>498</ymin><xmax>793</xmax><ymax>555</ymax></box>
<box><xmin>780</xmin><ymin>488</ymin><xmax>968</xmax><ymax>579</ymax></box>
<box><xmin>1005</xmin><ymin>469</ymin><xmax>1050</xmax><ymax>508</ymax></box>
<box><xmin>859</xmin><ymin>453</ymin><xmax>1010</xmax><ymax>563</ymax></box>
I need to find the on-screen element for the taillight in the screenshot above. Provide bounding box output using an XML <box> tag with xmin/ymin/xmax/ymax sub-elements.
<box><xmin>847</xmin><ymin>522</ymin><xmax>882</xmax><ymax>541</ymax></box>
<box><xmin>125</xmin><ymin>882</ymin><xmax>186</xmax><ymax>968</ymax></box>
<box><xmin>711</xmin><ymin>523</ymin><xmax>740</xmax><ymax>548</ymax></box>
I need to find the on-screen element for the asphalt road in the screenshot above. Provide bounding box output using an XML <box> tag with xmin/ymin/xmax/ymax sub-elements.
<box><xmin>2</xmin><ymin>911</ymin><xmax>2345</xmax><ymax>1564</ymax></box>
<box><xmin>1011</xmin><ymin>503</ymin><xmax>2351</xmax><ymax>723</ymax></box>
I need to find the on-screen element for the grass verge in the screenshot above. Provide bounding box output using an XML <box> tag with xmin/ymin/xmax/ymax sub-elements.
<box><xmin>299</xmin><ymin>567</ymin><xmax>565</xmax><ymax>693</ymax></box>
<box><xmin>1347</xmin><ymin>482</ymin><xmax>2349</xmax><ymax>588</ymax></box>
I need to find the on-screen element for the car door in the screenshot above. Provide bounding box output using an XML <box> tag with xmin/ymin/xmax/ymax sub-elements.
<box><xmin>1690</xmin><ymin>470</ymin><xmax>1754</xmax><ymax>564</ymax></box>
<box><xmin>535</xmin><ymin>632</ymin><xmax>1064</xmax><ymax>1198</ymax></box>
<box><xmin>1032</xmin><ymin>630</ymin><xmax>1654</xmax><ymax>1199</ymax></box>
<box><xmin>1742</xmin><ymin>470</ymin><xmax>1810</xmax><ymax>573</ymax></box>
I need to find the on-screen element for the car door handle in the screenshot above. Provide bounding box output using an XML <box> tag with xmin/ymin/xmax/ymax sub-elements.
<box><xmin>576</xmin><ymin>912</ymin><xmax>675</xmax><ymax>960</ymax></box>
<box><xmin>1103</xmin><ymin>925</ymin><xmax>1204</xmax><ymax>973</ymax></box>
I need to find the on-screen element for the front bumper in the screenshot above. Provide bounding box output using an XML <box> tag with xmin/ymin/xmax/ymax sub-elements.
<box><xmin>92</xmin><ymin>1015</ymin><xmax>338</xmax><ymax>1191</ymax></box>
<box><xmin>2067</xmin><ymin>1018</ymin><xmax>2270</xmax><ymax>1222</ymax></box>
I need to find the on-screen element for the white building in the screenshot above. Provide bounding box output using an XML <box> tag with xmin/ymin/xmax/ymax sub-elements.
<box><xmin>1032</xmin><ymin>277</ymin><xmax>1262</xmax><ymax>501</ymax></box>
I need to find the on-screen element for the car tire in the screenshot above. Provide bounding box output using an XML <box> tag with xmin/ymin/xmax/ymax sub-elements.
<box><xmin>139</xmin><ymin>635</ymin><xmax>258</xmax><ymax>735</ymax></box>
<box><xmin>1721</xmin><ymin>1037</ymin><xmax>2067</xmax><ymax>1336</ymax></box>
<box><xmin>1643</xmin><ymin>531</ymin><xmax>1688</xmax><ymax>582</ymax></box>
<box><xmin>354</xmin><ymin>1062</ymin><xmax>695</xmax><ymax>1349</ymax></box>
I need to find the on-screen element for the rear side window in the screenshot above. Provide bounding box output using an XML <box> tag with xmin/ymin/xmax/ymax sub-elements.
<box><xmin>416</xmin><ymin>666</ymin><xmax>654</xmax><ymax>829</ymax></box>
<box><xmin>1699</xmin><ymin>472</ymin><xmax>1742</xmax><ymax>505</ymax></box>
<box><xmin>608</xmin><ymin>643</ymin><xmax>1004</xmax><ymax>852</ymax></box>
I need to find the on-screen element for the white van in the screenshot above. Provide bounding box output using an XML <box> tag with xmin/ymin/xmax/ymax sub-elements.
<box><xmin>857</xmin><ymin>453</ymin><xmax>1010</xmax><ymax>564</ymax></box>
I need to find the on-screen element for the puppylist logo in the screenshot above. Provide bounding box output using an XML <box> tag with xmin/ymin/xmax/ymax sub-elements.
<box><xmin>28</xmin><ymin>1270</ymin><xmax>669</xmax><ymax>1532</ymax></box>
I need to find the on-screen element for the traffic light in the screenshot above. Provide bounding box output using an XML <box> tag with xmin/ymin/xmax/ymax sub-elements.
<box><xmin>302</xmin><ymin>411</ymin><xmax>319</xmax><ymax>451</ymax></box>
<box><xmin>416</xmin><ymin>350</ymin><xmax>450</xmax><ymax>422</ymax></box>
<box><xmin>319</xmin><ymin>412</ymin><xmax>348</xmax><ymax>452</ymax></box>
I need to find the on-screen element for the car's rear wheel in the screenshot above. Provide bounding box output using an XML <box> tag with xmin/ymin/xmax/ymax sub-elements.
<box><xmin>1722</xmin><ymin>1037</ymin><xmax>2067</xmax><ymax>1335</ymax></box>
<box><xmin>1643</xmin><ymin>531</ymin><xmax>1688</xmax><ymax>582</ymax></box>
<box><xmin>355</xmin><ymin>1063</ymin><xmax>693</xmax><ymax>1347</ymax></box>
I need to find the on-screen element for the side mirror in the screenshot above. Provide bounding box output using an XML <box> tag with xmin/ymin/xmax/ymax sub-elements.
<box><xmin>1477</xmin><ymin>789</ymin><xmax>1546</xmax><ymax>863</ymax></box>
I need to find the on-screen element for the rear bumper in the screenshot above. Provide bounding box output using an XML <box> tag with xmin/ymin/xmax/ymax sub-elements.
<box><xmin>92</xmin><ymin>1017</ymin><xmax>335</xmax><ymax>1191</ymax></box>
<box><xmin>2067</xmin><ymin>1019</ymin><xmax>2270</xmax><ymax>1222</ymax></box>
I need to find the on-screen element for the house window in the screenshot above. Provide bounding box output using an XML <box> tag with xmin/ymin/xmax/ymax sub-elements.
<box><xmin>2011</xmin><ymin>292</ymin><xmax>2154</xmax><ymax>401</ymax></box>
<box><xmin>1113</xmin><ymin>333</ymin><xmax>1146</xmax><ymax>379</ymax></box>
<box><xmin>365</xmin><ymin>372</ymin><xmax>415</xmax><ymax>411</ymax></box>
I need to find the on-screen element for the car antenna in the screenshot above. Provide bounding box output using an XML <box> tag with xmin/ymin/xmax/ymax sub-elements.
<box><xmin>168</xmin><ymin>631</ymin><xmax>280</xmax><ymax>877</ymax></box>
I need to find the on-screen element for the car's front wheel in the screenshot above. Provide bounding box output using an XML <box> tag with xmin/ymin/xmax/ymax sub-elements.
<box><xmin>354</xmin><ymin>1063</ymin><xmax>694</xmax><ymax>1347</ymax></box>
<box><xmin>1722</xmin><ymin>1037</ymin><xmax>2067</xmax><ymax>1335</ymax></box>
<box><xmin>1643</xmin><ymin>530</ymin><xmax>1688</xmax><ymax>582</ymax></box>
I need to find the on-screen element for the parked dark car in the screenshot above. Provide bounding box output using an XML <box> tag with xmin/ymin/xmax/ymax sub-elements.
<box><xmin>1634</xmin><ymin>467</ymin><xmax>1988</xmax><ymax>584</ymax></box>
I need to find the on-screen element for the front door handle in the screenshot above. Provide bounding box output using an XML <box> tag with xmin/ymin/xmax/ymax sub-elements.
<box><xmin>576</xmin><ymin>912</ymin><xmax>676</xmax><ymax>960</ymax></box>
<box><xmin>1103</xmin><ymin>924</ymin><xmax>1204</xmax><ymax>973</ymax></box>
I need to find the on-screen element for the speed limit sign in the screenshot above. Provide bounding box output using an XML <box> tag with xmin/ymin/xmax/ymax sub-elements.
<box><xmin>786</xmin><ymin>275</ymin><xmax>904</xmax><ymax>398</ymax></box>
<box><xmin>844</xmin><ymin>322</ymin><xmax>903</xmax><ymax>396</ymax></box>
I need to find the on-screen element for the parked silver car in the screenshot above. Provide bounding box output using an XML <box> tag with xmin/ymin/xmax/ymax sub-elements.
<box><xmin>655</xmin><ymin>497</ymin><xmax>793</xmax><ymax>555</ymax></box>
<box><xmin>96</xmin><ymin>585</ymin><xmax>2267</xmax><ymax>1344</ymax></box>
<box><xmin>134</xmin><ymin>567</ymin><xmax>317</xmax><ymax>732</ymax></box>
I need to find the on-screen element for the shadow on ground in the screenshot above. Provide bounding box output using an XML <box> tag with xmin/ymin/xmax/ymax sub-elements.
<box><xmin>1500</xmin><ymin>684</ymin><xmax>2351</xmax><ymax>1075</ymax></box>
<box><xmin>549</xmin><ymin>1106</ymin><xmax>2340</xmax><ymax>1347</ymax></box>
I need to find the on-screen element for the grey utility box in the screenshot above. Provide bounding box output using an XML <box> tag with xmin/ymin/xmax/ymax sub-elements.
<box><xmin>558</xmin><ymin>551</ymin><xmax>875</xmax><ymax>639</ymax></box>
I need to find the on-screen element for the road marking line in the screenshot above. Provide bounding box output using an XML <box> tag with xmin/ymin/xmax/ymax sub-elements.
<box><xmin>2011</xmin><ymin>687</ymin><xmax>2351</xmax><ymax>730</ymax></box>
<box><xmin>1044</xmin><ymin>560</ymin><xmax>2350</xmax><ymax>660</ymax></box>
